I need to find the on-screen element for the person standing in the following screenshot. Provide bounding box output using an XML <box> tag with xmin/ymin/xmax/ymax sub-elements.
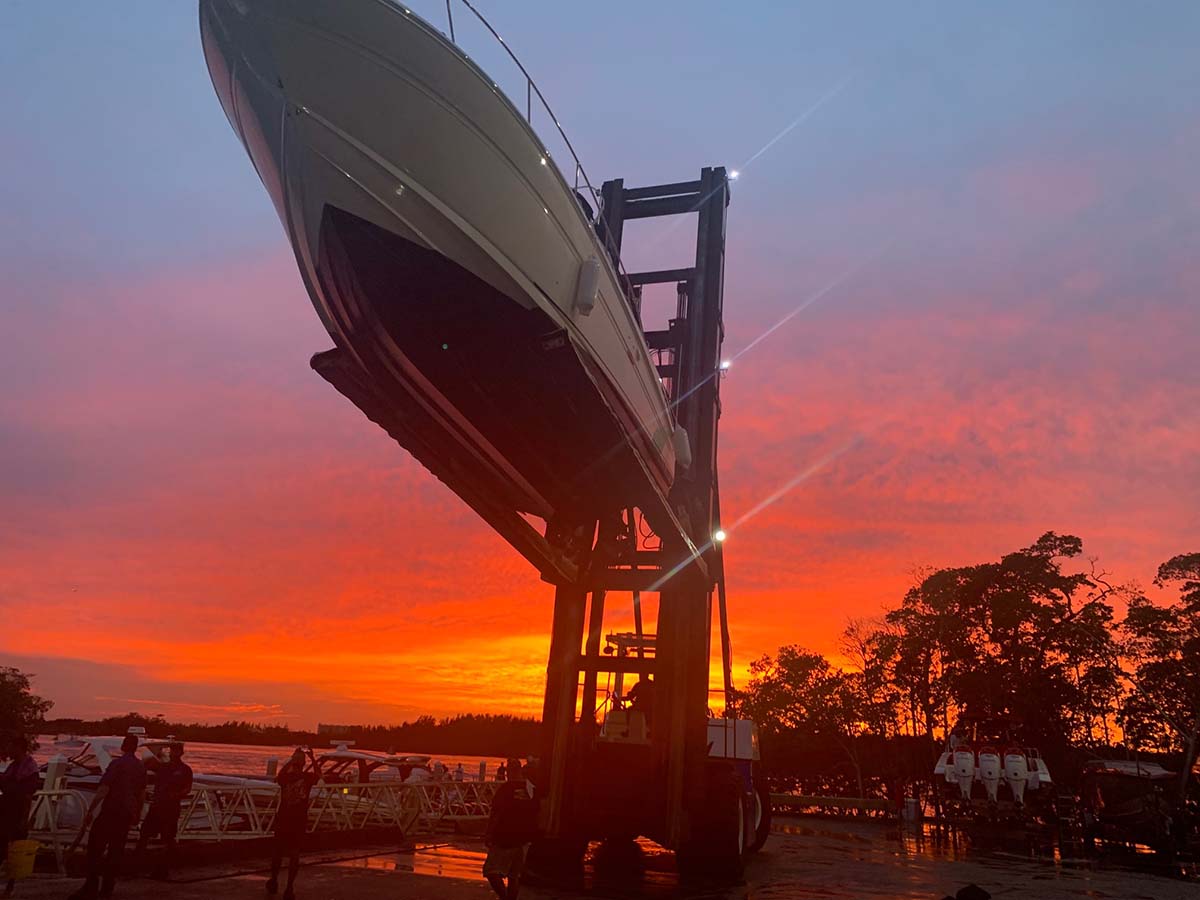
<box><xmin>482</xmin><ymin>757</ymin><xmax>538</xmax><ymax>900</ymax></box>
<box><xmin>1</xmin><ymin>735</ymin><xmax>40</xmax><ymax>898</ymax></box>
<box><xmin>949</xmin><ymin>724</ymin><xmax>965</xmax><ymax>752</ymax></box>
<box><xmin>69</xmin><ymin>734</ymin><xmax>146</xmax><ymax>900</ymax></box>
<box><xmin>136</xmin><ymin>743</ymin><xmax>193</xmax><ymax>879</ymax></box>
<box><xmin>266</xmin><ymin>748</ymin><xmax>319</xmax><ymax>900</ymax></box>
<box><xmin>453</xmin><ymin>763</ymin><xmax>465</xmax><ymax>783</ymax></box>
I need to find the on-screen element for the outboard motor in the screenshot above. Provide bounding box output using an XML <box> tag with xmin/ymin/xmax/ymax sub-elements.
<box><xmin>953</xmin><ymin>745</ymin><xmax>976</xmax><ymax>800</ymax></box>
<box><xmin>1003</xmin><ymin>747</ymin><xmax>1029</xmax><ymax>805</ymax></box>
<box><xmin>978</xmin><ymin>745</ymin><xmax>1002</xmax><ymax>803</ymax></box>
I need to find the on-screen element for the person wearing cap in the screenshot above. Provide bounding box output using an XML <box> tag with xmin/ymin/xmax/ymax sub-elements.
<box><xmin>266</xmin><ymin>747</ymin><xmax>319</xmax><ymax>900</ymax></box>
<box><xmin>482</xmin><ymin>757</ymin><xmax>538</xmax><ymax>900</ymax></box>
<box><xmin>136</xmin><ymin>742</ymin><xmax>193</xmax><ymax>879</ymax></box>
<box><xmin>69</xmin><ymin>734</ymin><xmax>147</xmax><ymax>900</ymax></box>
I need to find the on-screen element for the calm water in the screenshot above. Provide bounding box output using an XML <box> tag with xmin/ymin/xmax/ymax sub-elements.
<box><xmin>34</xmin><ymin>735</ymin><xmax>504</xmax><ymax>780</ymax></box>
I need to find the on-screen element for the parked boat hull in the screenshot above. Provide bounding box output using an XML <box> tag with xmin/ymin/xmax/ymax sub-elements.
<box><xmin>199</xmin><ymin>0</ymin><xmax>677</xmax><ymax>519</ymax></box>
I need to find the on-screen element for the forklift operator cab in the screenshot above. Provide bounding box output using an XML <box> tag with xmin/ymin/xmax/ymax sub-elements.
<box><xmin>599</xmin><ymin>706</ymin><xmax>650</xmax><ymax>743</ymax></box>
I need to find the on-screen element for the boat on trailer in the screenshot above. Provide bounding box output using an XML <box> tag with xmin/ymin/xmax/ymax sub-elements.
<box><xmin>934</xmin><ymin>715</ymin><xmax>1052</xmax><ymax>817</ymax></box>
<box><xmin>199</xmin><ymin>0</ymin><xmax>685</xmax><ymax>548</ymax></box>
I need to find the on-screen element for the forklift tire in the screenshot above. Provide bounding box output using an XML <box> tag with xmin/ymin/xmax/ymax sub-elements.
<box><xmin>749</xmin><ymin>778</ymin><xmax>772</xmax><ymax>852</ymax></box>
<box><xmin>678</xmin><ymin>768</ymin><xmax>745</xmax><ymax>882</ymax></box>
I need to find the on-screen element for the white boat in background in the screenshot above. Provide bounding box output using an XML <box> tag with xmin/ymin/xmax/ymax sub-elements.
<box><xmin>40</xmin><ymin>732</ymin><xmax>274</xmax><ymax>791</ymax></box>
<box><xmin>934</xmin><ymin>716</ymin><xmax>1052</xmax><ymax>812</ymax></box>
<box><xmin>316</xmin><ymin>743</ymin><xmax>433</xmax><ymax>783</ymax></box>
<box><xmin>199</xmin><ymin>0</ymin><xmax>683</xmax><ymax>530</ymax></box>
<box><xmin>33</xmin><ymin>731</ymin><xmax>275</xmax><ymax>832</ymax></box>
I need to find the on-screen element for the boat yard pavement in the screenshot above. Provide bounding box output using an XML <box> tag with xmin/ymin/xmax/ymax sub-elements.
<box><xmin>8</xmin><ymin>819</ymin><xmax>1195</xmax><ymax>899</ymax></box>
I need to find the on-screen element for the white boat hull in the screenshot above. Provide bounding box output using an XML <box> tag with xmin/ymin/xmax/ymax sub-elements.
<box><xmin>200</xmin><ymin>0</ymin><xmax>677</xmax><ymax>521</ymax></box>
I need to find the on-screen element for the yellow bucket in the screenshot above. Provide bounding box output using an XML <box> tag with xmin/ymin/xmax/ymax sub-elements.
<box><xmin>5</xmin><ymin>839</ymin><xmax>39</xmax><ymax>880</ymax></box>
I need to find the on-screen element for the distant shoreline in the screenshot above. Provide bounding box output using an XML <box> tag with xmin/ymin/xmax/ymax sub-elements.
<box><xmin>39</xmin><ymin>712</ymin><xmax>541</xmax><ymax>758</ymax></box>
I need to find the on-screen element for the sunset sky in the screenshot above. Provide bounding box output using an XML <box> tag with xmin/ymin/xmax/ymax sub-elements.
<box><xmin>2</xmin><ymin>1</ymin><xmax>1198</xmax><ymax>728</ymax></box>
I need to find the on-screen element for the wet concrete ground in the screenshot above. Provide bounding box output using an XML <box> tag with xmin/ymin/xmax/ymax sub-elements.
<box><xmin>9</xmin><ymin>818</ymin><xmax>1196</xmax><ymax>899</ymax></box>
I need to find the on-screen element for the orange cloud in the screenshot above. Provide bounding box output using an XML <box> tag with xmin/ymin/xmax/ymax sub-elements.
<box><xmin>3</xmin><ymin>130</ymin><xmax>1198</xmax><ymax>726</ymax></box>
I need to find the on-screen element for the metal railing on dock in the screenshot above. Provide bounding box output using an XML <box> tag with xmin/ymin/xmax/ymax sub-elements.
<box><xmin>27</xmin><ymin>779</ymin><xmax>501</xmax><ymax>863</ymax></box>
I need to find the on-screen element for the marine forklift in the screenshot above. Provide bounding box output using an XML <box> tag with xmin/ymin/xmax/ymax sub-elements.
<box><xmin>532</xmin><ymin>168</ymin><xmax>771</xmax><ymax>878</ymax></box>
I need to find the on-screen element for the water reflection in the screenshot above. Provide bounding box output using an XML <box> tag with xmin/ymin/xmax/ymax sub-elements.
<box><xmin>331</xmin><ymin>841</ymin><xmax>487</xmax><ymax>881</ymax></box>
<box><xmin>325</xmin><ymin>820</ymin><xmax>1195</xmax><ymax>899</ymax></box>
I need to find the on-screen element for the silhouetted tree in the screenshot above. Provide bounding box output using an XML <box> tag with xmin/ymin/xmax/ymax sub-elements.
<box><xmin>882</xmin><ymin>534</ymin><xmax>1122</xmax><ymax>754</ymax></box>
<box><xmin>840</xmin><ymin>618</ymin><xmax>901</xmax><ymax>738</ymax></box>
<box><xmin>39</xmin><ymin>711</ymin><xmax>541</xmax><ymax>758</ymax></box>
<box><xmin>1120</xmin><ymin>552</ymin><xmax>1200</xmax><ymax>794</ymax></box>
<box><xmin>0</xmin><ymin>667</ymin><xmax>53</xmax><ymax>744</ymax></box>
<box><xmin>736</xmin><ymin>646</ymin><xmax>876</xmax><ymax>796</ymax></box>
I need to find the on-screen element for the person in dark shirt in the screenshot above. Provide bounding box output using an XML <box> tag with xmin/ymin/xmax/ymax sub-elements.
<box><xmin>136</xmin><ymin>742</ymin><xmax>193</xmax><ymax>879</ymax></box>
<box><xmin>483</xmin><ymin>757</ymin><xmax>538</xmax><ymax>900</ymax></box>
<box><xmin>266</xmin><ymin>747</ymin><xmax>319</xmax><ymax>900</ymax></box>
<box><xmin>627</xmin><ymin>677</ymin><xmax>656</xmax><ymax>728</ymax></box>
<box><xmin>69</xmin><ymin>734</ymin><xmax>147</xmax><ymax>900</ymax></box>
<box><xmin>1</xmin><ymin>734</ymin><xmax>41</xmax><ymax>898</ymax></box>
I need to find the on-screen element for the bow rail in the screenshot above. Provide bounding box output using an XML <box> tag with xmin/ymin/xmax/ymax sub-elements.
<box><xmin>427</xmin><ymin>0</ymin><xmax>634</xmax><ymax>297</ymax></box>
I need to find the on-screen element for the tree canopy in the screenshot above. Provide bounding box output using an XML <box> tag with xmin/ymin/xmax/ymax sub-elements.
<box><xmin>882</xmin><ymin>532</ymin><xmax>1124</xmax><ymax>750</ymax></box>
<box><xmin>1120</xmin><ymin>553</ymin><xmax>1200</xmax><ymax>774</ymax></box>
<box><xmin>735</xmin><ymin>536</ymin><xmax>1197</xmax><ymax>797</ymax></box>
<box><xmin>0</xmin><ymin>666</ymin><xmax>53</xmax><ymax>741</ymax></box>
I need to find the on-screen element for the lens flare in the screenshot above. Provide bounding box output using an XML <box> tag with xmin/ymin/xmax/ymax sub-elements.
<box><xmin>640</xmin><ymin>74</ymin><xmax>854</xmax><ymax>251</ymax></box>
<box><xmin>728</xmin><ymin>436</ymin><xmax>862</xmax><ymax>532</ymax></box>
<box><xmin>740</xmin><ymin>75</ymin><xmax>854</xmax><ymax>172</ymax></box>
<box><xmin>646</xmin><ymin>436</ymin><xmax>863</xmax><ymax>593</ymax></box>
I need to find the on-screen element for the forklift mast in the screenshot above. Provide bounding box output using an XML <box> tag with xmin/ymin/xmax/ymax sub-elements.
<box><xmin>538</xmin><ymin>168</ymin><xmax>735</xmax><ymax>853</ymax></box>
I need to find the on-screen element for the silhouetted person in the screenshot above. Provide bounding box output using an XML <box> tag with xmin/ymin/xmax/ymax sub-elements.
<box><xmin>136</xmin><ymin>743</ymin><xmax>193</xmax><ymax>879</ymax></box>
<box><xmin>266</xmin><ymin>748</ymin><xmax>319</xmax><ymax>900</ymax></box>
<box><xmin>483</xmin><ymin>756</ymin><xmax>538</xmax><ymax>900</ymax></box>
<box><xmin>1</xmin><ymin>735</ymin><xmax>40</xmax><ymax>898</ymax></box>
<box><xmin>495</xmin><ymin>762</ymin><xmax>507</xmax><ymax>782</ymax></box>
<box><xmin>627</xmin><ymin>677</ymin><xmax>655</xmax><ymax>723</ymax></box>
<box><xmin>69</xmin><ymin>734</ymin><xmax>146</xmax><ymax>900</ymax></box>
<box><xmin>453</xmin><ymin>763</ymin><xmax>465</xmax><ymax>783</ymax></box>
<box><xmin>948</xmin><ymin>724</ymin><xmax>965</xmax><ymax>751</ymax></box>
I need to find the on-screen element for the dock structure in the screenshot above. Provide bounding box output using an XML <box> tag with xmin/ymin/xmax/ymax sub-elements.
<box><xmin>27</xmin><ymin>778</ymin><xmax>499</xmax><ymax>870</ymax></box>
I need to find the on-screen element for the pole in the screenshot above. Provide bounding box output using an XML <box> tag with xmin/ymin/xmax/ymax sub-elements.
<box><xmin>579</xmin><ymin>590</ymin><xmax>607</xmax><ymax>723</ymax></box>
<box><xmin>540</xmin><ymin>585</ymin><xmax>587</xmax><ymax>836</ymax></box>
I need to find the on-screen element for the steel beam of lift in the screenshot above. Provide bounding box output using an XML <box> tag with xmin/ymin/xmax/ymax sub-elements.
<box><xmin>537</xmin><ymin>168</ymin><xmax>735</xmax><ymax>862</ymax></box>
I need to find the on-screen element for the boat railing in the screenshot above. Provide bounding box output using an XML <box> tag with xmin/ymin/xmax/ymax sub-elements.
<box><xmin>439</xmin><ymin>0</ymin><xmax>635</xmax><ymax>297</ymax></box>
